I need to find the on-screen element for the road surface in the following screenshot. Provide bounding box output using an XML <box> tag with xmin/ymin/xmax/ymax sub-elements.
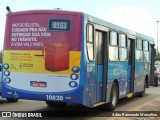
<box><xmin>0</xmin><ymin>86</ymin><xmax>160</xmax><ymax>119</ymax></box>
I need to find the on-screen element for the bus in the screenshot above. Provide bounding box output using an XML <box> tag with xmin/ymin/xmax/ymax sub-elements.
<box><xmin>2</xmin><ymin>7</ymin><xmax>154</xmax><ymax>110</ymax></box>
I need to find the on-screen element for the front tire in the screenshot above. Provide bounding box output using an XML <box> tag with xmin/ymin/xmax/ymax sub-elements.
<box><xmin>106</xmin><ymin>82</ymin><xmax>118</xmax><ymax>111</ymax></box>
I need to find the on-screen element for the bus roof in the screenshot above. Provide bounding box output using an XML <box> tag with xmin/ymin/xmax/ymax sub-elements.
<box><xmin>7</xmin><ymin>9</ymin><xmax>83</xmax><ymax>16</ymax></box>
<box><xmin>7</xmin><ymin>9</ymin><xmax>154</xmax><ymax>44</ymax></box>
<box><xmin>84</xmin><ymin>13</ymin><xmax>154</xmax><ymax>44</ymax></box>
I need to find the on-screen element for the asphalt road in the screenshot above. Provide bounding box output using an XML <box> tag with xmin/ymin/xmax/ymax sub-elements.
<box><xmin>0</xmin><ymin>86</ymin><xmax>160</xmax><ymax>120</ymax></box>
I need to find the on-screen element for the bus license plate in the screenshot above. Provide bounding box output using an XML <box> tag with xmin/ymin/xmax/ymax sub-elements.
<box><xmin>30</xmin><ymin>81</ymin><xmax>47</xmax><ymax>88</ymax></box>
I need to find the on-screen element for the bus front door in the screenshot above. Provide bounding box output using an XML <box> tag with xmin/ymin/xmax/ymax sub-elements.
<box><xmin>86</xmin><ymin>24</ymin><xmax>108</xmax><ymax>107</ymax></box>
<box><xmin>127</xmin><ymin>37</ymin><xmax>135</xmax><ymax>93</ymax></box>
<box><xmin>95</xmin><ymin>30</ymin><xmax>108</xmax><ymax>104</ymax></box>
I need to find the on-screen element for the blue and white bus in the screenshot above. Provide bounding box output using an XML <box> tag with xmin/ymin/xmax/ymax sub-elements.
<box><xmin>2</xmin><ymin>8</ymin><xmax>154</xmax><ymax>110</ymax></box>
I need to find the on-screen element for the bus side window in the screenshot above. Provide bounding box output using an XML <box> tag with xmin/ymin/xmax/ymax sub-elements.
<box><xmin>96</xmin><ymin>31</ymin><xmax>104</xmax><ymax>64</ymax></box>
<box><xmin>86</xmin><ymin>24</ymin><xmax>94</xmax><ymax>61</ymax></box>
<box><xmin>109</xmin><ymin>31</ymin><xmax>118</xmax><ymax>61</ymax></box>
<box><xmin>137</xmin><ymin>39</ymin><xmax>142</xmax><ymax>50</ymax></box>
<box><xmin>143</xmin><ymin>41</ymin><xmax>149</xmax><ymax>62</ymax></box>
<box><xmin>136</xmin><ymin>39</ymin><xmax>143</xmax><ymax>61</ymax></box>
<box><xmin>119</xmin><ymin>34</ymin><xmax>127</xmax><ymax>61</ymax></box>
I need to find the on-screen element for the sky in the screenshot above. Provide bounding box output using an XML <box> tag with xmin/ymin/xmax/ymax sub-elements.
<box><xmin>0</xmin><ymin>0</ymin><xmax>160</xmax><ymax>50</ymax></box>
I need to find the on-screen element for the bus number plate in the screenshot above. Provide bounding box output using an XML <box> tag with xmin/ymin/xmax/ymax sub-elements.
<box><xmin>30</xmin><ymin>81</ymin><xmax>47</xmax><ymax>88</ymax></box>
<box><xmin>46</xmin><ymin>95</ymin><xmax>64</xmax><ymax>101</ymax></box>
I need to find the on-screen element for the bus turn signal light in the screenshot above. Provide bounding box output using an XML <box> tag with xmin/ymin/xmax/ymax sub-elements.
<box><xmin>4</xmin><ymin>70</ymin><xmax>10</xmax><ymax>76</ymax></box>
<box><xmin>70</xmin><ymin>74</ymin><xmax>79</xmax><ymax>80</ymax></box>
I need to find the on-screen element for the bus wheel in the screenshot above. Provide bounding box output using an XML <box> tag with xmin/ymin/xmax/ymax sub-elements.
<box><xmin>45</xmin><ymin>101</ymin><xmax>67</xmax><ymax>108</ymax></box>
<box><xmin>7</xmin><ymin>98</ymin><xmax>18</xmax><ymax>102</ymax></box>
<box><xmin>107</xmin><ymin>82</ymin><xmax>118</xmax><ymax>111</ymax></box>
